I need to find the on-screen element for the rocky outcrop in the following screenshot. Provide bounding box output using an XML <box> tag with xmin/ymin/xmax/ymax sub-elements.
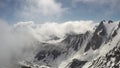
<box><xmin>21</xmin><ymin>66</ymin><xmax>31</xmax><ymax>68</ymax></box>
<box><xmin>69</xmin><ymin>59</ymin><xmax>87</xmax><ymax>68</ymax></box>
<box><xmin>88</xmin><ymin>40</ymin><xmax>120</xmax><ymax>68</ymax></box>
<box><xmin>62</xmin><ymin>31</ymin><xmax>90</xmax><ymax>51</ymax></box>
<box><xmin>35</xmin><ymin>44</ymin><xmax>66</xmax><ymax>61</ymax></box>
<box><xmin>85</xmin><ymin>20</ymin><xmax>107</xmax><ymax>52</ymax></box>
<box><xmin>108</xmin><ymin>20</ymin><xmax>113</xmax><ymax>24</ymax></box>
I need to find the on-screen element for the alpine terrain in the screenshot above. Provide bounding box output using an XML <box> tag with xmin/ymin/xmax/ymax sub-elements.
<box><xmin>19</xmin><ymin>20</ymin><xmax>120</xmax><ymax>68</ymax></box>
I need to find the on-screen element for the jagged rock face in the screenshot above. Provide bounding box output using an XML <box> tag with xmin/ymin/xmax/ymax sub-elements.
<box><xmin>35</xmin><ymin>49</ymin><xmax>62</xmax><ymax>60</ymax></box>
<box><xmin>118</xmin><ymin>22</ymin><xmax>120</xmax><ymax>28</ymax></box>
<box><xmin>35</xmin><ymin>50</ymin><xmax>47</xmax><ymax>61</ymax></box>
<box><xmin>85</xmin><ymin>21</ymin><xmax>107</xmax><ymax>52</ymax></box>
<box><xmin>69</xmin><ymin>59</ymin><xmax>87</xmax><ymax>68</ymax></box>
<box><xmin>21</xmin><ymin>66</ymin><xmax>31</xmax><ymax>68</ymax></box>
<box><xmin>107</xmin><ymin>23</ymin><xmax>119</xmax><ymax>43</ymax></box>
<box><xmin>35</xmin><ymin>44</ymin><xmax>66</xmax><ymax>61</ymax></box>
<box><xmin>88</xmin><ymin>41</ymin><xmax>120</xmax><ymax>68</ymax></box>
<box><xmin>108</xmin><ymin>20</ymin><xmax>113</xmax><ymax>24</ymax></box>
<box><xmin>63</xmin><ymin>31</ymin><xmax>90</xmax><ymax>51</ymax></box>
<box><xmin>112</xmin><ymin>30</ymin><xmax>117</xmax><ymax>38</ymax></box>
<box><xmin>31</xmin><ymin>44</ymin><xmax>67</xmax><ymax>68</ymax></box>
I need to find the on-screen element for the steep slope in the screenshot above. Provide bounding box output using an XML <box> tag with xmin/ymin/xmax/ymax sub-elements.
<box><xmin>84</xmin><ymin>20</ymin><xmax>107</xmax><ymax>52</ymax></box>
<box><xmin>19</xmin><ymin>30</ymin><xmax>92</xmax><ymax>68</ymax></box>
<box><xmin>83</xmin><ymin>21</ymin><xmax>120</xmax><ymax>68</ymax></box>
<box><xmin>65</xmin><ymin>21</ymin><xmax>120</xmax><ymax>68</ymax></box>
<box><xmin>84</xmin><ymin>43</ymin><xmax>120</xmax><ymax>68</ymax></box>
<box><xmin>62</xmin><ymin>31</ymin><xmax>90</xmax><ymax>51</ymax></box>
<box><xmin>19</xmin><ymin>20</ymin><xmax>120</xmax><ymax>68</ymax></box>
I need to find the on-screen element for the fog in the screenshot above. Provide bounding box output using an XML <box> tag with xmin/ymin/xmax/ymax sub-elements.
<box><xmin>0</xmin><ymin>20</ymin><xmax>37</xmax><ymax>68</ymax></box>
<box><xmin>0</xmin><ymin>20</ymin><xmax>96</xmax><ymax>68</ymax></box>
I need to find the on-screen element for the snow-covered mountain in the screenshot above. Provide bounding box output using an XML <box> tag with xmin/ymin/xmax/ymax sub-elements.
<box><xmin>19</xmin><ymin>20</ymin><xmax>120</xmax><ymax>68</ymax></box>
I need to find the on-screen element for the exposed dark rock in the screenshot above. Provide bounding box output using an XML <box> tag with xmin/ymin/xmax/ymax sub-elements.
<box><xmin>69</xmin><ymin>59</ymin><xmax>87</xmax><ymax>68</ymax></box>
<box><xmin>35</xmin><ymin>50</ymin><xmax>47</xmax><ymax>61</ymax></box>
<box><xmin>102</xmin><ymin>20</ymin><xmax>106</xmax><ymax>22</ymax></box>
<box><xmin>85</xmin><ymin>21</ymin><xmax>107</xmax><ymax>52</ymax></box>
<box><xmin>108</xmin><ymin>20</ymin><xmax>113</xmax><ymax>24</ymax></box>
<box><xmin>118</xmin><ymin>22</ymin><xmax>120</xmax><ymax>28</ymax></box>
<box><xmin>63</xmin><ymin>31</ymin><xmax>90</xmax><ymax>51</ymax></box>
<box><xmin>35</xmin><ymin>45</ymin><xmax>65</xmax><ymax>61</ymax></box>
<box><xmin>88</xmin><ymin>40</ymin><xmax>120</xmax><ymax>68</ymax></box>
<box><xmin>112</xmin><ymin>30</ymin><xmax>117</xmax><ymax>37</ymax></box>
<box><xmin>21</xmin><ymin>66</ymin><xmax>31</xmax><ymax>68</ymax></box>
<box><xmin>107</xmin><ymin>24</ymin><xmax>119</xmax><ymax>42</ymax></box>
<box><xmin>35</xmin><ymin>49</ymin><xmax>62</xmax><ymax>60</ymax></box>
<box><xmin>51</xmin><ymin>49</ymin><xmax>61</xmax><ymax>59</ymax></box>
<box><xmin>94</xmin><ymin>20</ymin><xmax>107</xmax><ymax>36</ymax></box>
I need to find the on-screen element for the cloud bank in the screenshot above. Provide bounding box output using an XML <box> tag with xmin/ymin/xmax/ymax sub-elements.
<box><xmin>15</xmin><ymin>20</ymin><xmax>96</xmax><ymax>41</ymax></box>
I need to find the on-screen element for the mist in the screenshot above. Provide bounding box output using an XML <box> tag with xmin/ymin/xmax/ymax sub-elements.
<box><xmin>0</xmin><ymin>20</ymin><xmax>96</xmax><ymax>68</ymax></box>
<box><xmin>0</xmin><ymin>20</ymin><xmax>37</xmax><ymax>68</ymax></box>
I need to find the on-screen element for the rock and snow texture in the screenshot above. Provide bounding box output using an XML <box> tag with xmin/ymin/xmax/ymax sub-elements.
<box><xmin>0</xmin><ymin>20</ymin><xmax>96</xmax><ymax>68</ymax></box>
<box><xmin>17</xmin><ymin>20</ymin><xmax>120</xmax><ymax>68</ymax></box>
<box><xmin>83</xmin><ymin>21</ymin><xmax>120</xmax><ymax>68</ymax></box>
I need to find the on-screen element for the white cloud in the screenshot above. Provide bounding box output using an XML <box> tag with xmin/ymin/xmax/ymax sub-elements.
<box><xmin>15</xmin><ymin>20</ymin><xmax>96</xmax><ymax>41</ymax></box>
<box><xmin>16</xmin><ymin>0</ymin><xmax>67</xmax><ymax>20</ymax></box>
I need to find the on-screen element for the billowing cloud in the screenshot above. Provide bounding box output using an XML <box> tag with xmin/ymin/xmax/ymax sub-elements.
<box><xmin>15</xmin><ymin>0</ymin><xmax>67</xmax><ymax>21</ymax></box>
<box><xmin>15</xmin><ymin>20</ymin><xmax>97</xmax><ymax>41</ymax></box>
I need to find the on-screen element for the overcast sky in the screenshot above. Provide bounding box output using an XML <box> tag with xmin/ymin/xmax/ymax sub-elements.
<box><xmin>0</xmin><ymin>0</ymin><xmax>120</xmax><ymax>24</ymax></box>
